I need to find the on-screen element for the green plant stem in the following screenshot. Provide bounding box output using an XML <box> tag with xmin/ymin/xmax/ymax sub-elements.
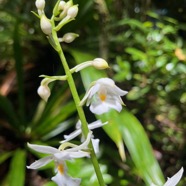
<box><xmin>52</xmin><ymin>30</ymin><xmax>105</xmax><ymax>186</ymax></box>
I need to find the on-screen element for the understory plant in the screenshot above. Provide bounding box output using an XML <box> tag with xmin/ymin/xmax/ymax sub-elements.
<box><xmin>26</xmin><ymin>0</ymin><xmax>184</xmax><ymax>186</ymax></box>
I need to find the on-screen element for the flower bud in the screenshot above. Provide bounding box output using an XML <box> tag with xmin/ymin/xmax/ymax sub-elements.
<box><xmin>67</xmin><ymin>5</ymin><xmax>78</xmax><ymax>19</ymax></box>
<box><xmin>37</xmin><ymin>85</ymin><xmax>51</xmax><ymax>102</ymax></box>
<box><xmin>35</xmin><ymin>0</ymin><xmax>45</xmax><ymax>10</ymax></box>
<box><xmin>61</xmin><ymin>33</ymin><xmax>79</xmax><ymax>43</ymax></box>
<box><xmin>92</xmin><ymin>58</ymin><xmax>109</xmax><ymax>69</ymax></box>
<box><xmin>40</xmin><ymin>15</ymin><xmax>52</xmax><ymax>35</ymax></box>
<box><xmin>58</xmin><ymin>1</ymin><xmax>66</xmax><ymax>10</ymax></box>
<box><xmin>64</xmin><ymin>0</ymin><xmax>73</xmax><ymax>10</ymax></box>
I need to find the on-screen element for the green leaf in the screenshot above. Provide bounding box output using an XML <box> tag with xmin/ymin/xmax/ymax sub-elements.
<box><xmin>125</xmin><ymin>47</ymin><xmax>147</xmax><ymax>61</ymax></box>
<box><xmin>0</xmin><ymin>95</ymin><xmax>19</xmax><ymax>128</ymax></box>
<box><xmin>97</xmin><ymin>111</ymin><xmax>126</xmax><ymax>161</ymax></box>
<box><xmin>33</xmin><ymin>101</ymin><xmax>76</xmax><ymax>136</ymax></box>
<box><xmin>0</xmin><ymin>152</ymin><xmax>12</xmax><ymax>164</ymax></box>
<box><xmin>119</xmin><ymin>109</ymin><xmax>164</xmax><ymax>185</ymax></box>
<box><xmin>8</xmin><ymin>149</ymin><xmax>26</xmax><ymax>186</ymax></box>
<box><xmin>70</xmin><ymin>49</ymin><xmax>164</xmax><ymax>185</ymax></box>
<box><xmin>43</xmin><ymin>182</ymin><xmax>57</xmax><ymax>186</ymax></box>
<box><xmin>113</xmin><ymin>19</ymin><xmax>147</xmax><ymax>32</ymax></box>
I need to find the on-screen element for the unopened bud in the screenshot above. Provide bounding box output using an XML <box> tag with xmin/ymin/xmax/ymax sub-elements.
<box><xmin>67</xmin><ymin>5</ymin><xmax>78</xmax><ymax>19</ymax></box>
<box><xmin>35</xmin><ymin>0</ymin><xmax>45</xmax><ymax>10</ymax></box>
<box><xmin>58</xmin><ymin>1</ymin><xmax>66</xmax><ymax>10</ymax></box>
<box><xmin>61</xmin><ymin>33</ymin><xmax>79</xmax><ymax>43</ymax></box>
<box><xmin>37</xmin><ymin>85</ymin><xmax>51</xmax><ymax>102</ymax></box>
<box><xmin>64</xmin><ymin>0</ymin><xmax>73</xmax><ymax>10</ymax></box>
<box><xmin>40</xmin><ymin>15</ymin><xmax>52</xmax><ymax>35</ymax></box>
<box><xmin>92</xmin><ymin>58</ymin><xmax>109</xmax><ymax>69</ymax></box>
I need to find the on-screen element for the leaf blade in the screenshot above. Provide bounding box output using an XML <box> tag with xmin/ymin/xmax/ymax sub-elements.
<box><xmin>8</xmin><ymin>149</ymin><xmax>26</xmax><ymax>186</ymax></box>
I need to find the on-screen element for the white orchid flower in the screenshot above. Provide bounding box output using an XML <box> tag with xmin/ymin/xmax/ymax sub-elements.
<box><xmin>80</xmin><ymin>78</ymin><xmax>128</xmax><ymax>115</ymax></box>
<box><xmin>150</xmin><ymin>167</ymin><xmax>184</xmax><ymax>186</ymax></box>
<box><xmin>27</xmin><ymin>132</ymin><xmax>92</xmax><ymax>186</ymax></box>
<box><xmin>61</xmin><ymin>120</ymin><xmax>107</xmax><ymax>154</ymax></box>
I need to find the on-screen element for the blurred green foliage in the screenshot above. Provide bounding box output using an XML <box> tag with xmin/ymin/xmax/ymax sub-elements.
<box><xmin>0</xmin><ymin>0</ymin><xmax>186</xmax><ymax>185</ymax></box>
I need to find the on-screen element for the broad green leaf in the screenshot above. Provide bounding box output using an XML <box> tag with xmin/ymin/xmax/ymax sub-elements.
<box><xmin>70</xmin><ymin>49</ymin><xmax>164</xmax><ymax>185</ymax></box>
<box><xmin>98</xmin><ymin>109</ymin><xmax>164</xmax><ymax>185</ymax></box>
<box><xmin>107</xmin><ymin>109</ymin><xmax>164</xmax><ymax>185</ymax></box>
<box><xmin>8</xmin><ymin>149</ymin><xmax>26</xmax><ymax>186</ymax></box>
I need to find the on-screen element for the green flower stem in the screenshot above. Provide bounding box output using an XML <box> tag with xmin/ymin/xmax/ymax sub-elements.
<box><xmin>51</xmin><ymin>28</ymin><xmax>105</xmax><ymax>186</ymax></box>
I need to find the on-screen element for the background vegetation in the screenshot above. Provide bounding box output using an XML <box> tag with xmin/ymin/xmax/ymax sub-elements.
<box><xmin>0</xmin><ymin>0</ymin><xmax>186</xmax><ymax>185</ymax></box>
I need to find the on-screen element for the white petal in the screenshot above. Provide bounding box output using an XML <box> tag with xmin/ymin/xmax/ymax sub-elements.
<box><xmin>75</xmin><ymin>120</ymin><xmax>81</xmax><ymax>129</ymax></box>
<box><xmin>27</xmin><ymin>156</ymin><xmax>53</xmax><ymax>169</ymax></box>
<box><xmin>54</xmin><ymin>151</ymin><xmax>73</xmax><ymax>161</ymax></box>
<box><xmin>69</xmin><ymin>151</ymin><xmax>90</xmax><ymax>158</ymax></box>
<box><xmin>114</xmin><ymin>86</ymin><xmax>128</xmax><ymax>96</ymax></box>
<box><xmin>90</xmin><ymin>101</ymin><xmax>109</xmax><ymax>115</ymax></box>
<box><xmin>87</xmin><ymin>84</ymin><xmax>100</xmax><ymax>102</ymax></box>
<box><xmin>27</xmin><ymin>143</ymin><xmax>60</xmax><ymax>154</ymax></box>
<box><xmin>80</xmin><ymin>83</ymin><xmax>100</xmax><ymax>106</ymax></box>
<box><xmin>91</xmin><ymin>138</ymin><xmax>100</xmax><ymax>154</ymax></box>
<box><xmin>164</xmin><ymin>167</ymin><xmax>184</xmax><ymax>186</ymax></box>
<box><xmin>52</xmin><ymin>171</ymin><xmax>81</xmax><ymax>186</ymax></box>
<box><xmin>105</xmin><ymin>99</ymin><xmax>122</xmax><ymax>112</ymax></box>
<box><xmin>61</xmin><ymin>129</ymin><xmax>81</xmax><ymax>143</ymax></box>
<box><xmin>88</xmin><ymin>120</ymin><xmax>108</xmax><ymax>130</ymax></box>
<box><xmin>97</xmin><ymin>78</ymin><xmax>115</xmax><ymax>86</ymax></box>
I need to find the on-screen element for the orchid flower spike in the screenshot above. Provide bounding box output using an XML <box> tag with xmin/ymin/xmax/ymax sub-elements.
<box><xmin>61</xmin><ymin>120</ymin><xmax>108</xmax><ymax>154</ymax></box>
<box><xmin>80</xmin><ymin>78</ymin><xmax>128</xmax><ymax>115</ymax></box>
<box><xmin>27</xmin><ymin>131</ymin><xmax>92</xmax><ymax>186</ymax></box>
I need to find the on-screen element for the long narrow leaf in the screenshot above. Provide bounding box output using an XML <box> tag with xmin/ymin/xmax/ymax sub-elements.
<box><xmin>100</xmin><ymin>109</ymin><xmax>165</xmax><ymax>185</ymax></box>
<box><xmin>0</xmin><ymin>95</ymin><xmax>19</xmax><ymax>128</ymax></box>
<box><xmin>33</xmin><ymin>101</ymin><xmax>76</xmax><ymax>136</ymax></box>
<box><xmin>8</xmin><ymin>149</ymin><xmax>26</xmax><ymax>186</ymax></box>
